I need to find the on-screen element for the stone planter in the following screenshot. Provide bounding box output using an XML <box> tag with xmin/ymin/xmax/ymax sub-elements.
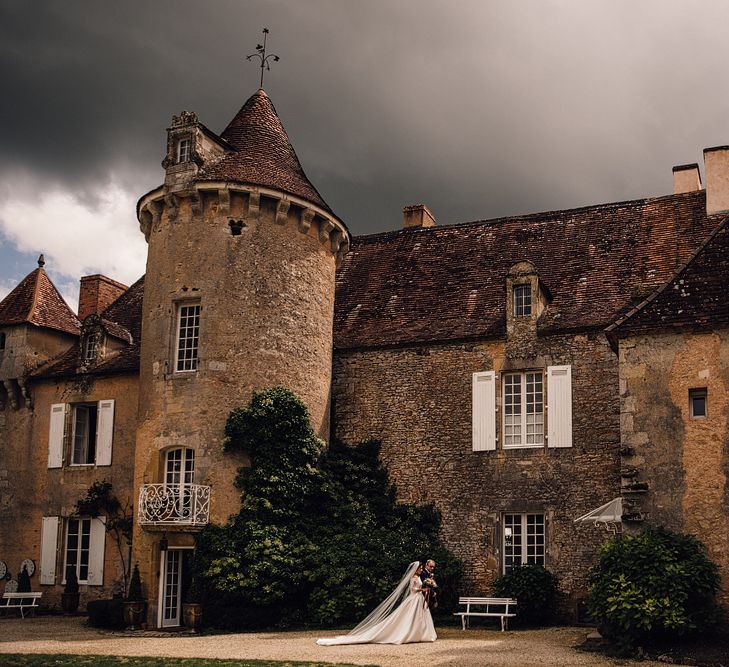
<box><xmin>182</xmin><ymin>602</ymin><xmax>202</xmax><ymax>631</ymax></box>
<box><xmin>61</xmin><ymin>592</ymin><xmax>80</xmax><ymax>614</ymax></box>
<box><xmin>123</xmin><ymin>600</ymin><xmax>147</xmax><ymax>629</ymax></box>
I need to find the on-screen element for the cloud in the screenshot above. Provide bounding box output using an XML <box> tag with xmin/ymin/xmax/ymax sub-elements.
<box><xmin>0</xmin><ymin>175</ymin><xmax>147</xmax><ymax>292</ymax></box>
<box><xmin>0</xmin><ymin>279</ymin><xmax>17</xmax><ymax>302</ymax></box>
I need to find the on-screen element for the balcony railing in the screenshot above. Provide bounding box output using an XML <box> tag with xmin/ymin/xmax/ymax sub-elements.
<box><xmin>138</xmin><ymin>484</ymin><xmax>211</xmax><ymax>529</ymax></box>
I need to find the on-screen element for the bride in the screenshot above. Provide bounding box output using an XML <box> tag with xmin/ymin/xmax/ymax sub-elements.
<box><xmin>317</xmin><ymin>561</ymin><xmax>437</xmax><ymax>645</ymax></box>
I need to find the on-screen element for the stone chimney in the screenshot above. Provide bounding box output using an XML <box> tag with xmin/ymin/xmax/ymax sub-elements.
<box><xmin>672</xmin><ymin>163</ymin><xmax>702</xmax><ymax>194</ymax></box>
<box><xmin>703</xmin><ymin>146</ymin><xmax>729</xmax><ymax>215</ymax></box>
<box><xmin>78</xmin><ymin>275</ymin><xmax>128</xmax><ymax>322</ymax></box>
<box><xmin>402</xmin><ymin>204</ymin><xmax>436</xmax><ymax>229</ymax></box>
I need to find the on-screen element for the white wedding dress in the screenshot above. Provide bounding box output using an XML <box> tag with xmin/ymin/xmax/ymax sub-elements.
<box><xmin>317</xmin><ymin>563</ymin><xmax>437</xmax><ymax>645</ymax></box>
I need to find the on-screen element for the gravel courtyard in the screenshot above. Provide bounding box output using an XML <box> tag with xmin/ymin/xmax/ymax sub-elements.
<box><xmin>0</xmin><ymin>616</ymin><xmax>663</xmax><ymax>667</ymax></box>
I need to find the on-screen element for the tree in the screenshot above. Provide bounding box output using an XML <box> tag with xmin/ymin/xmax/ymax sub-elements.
<box><xmin>195</xmin><ymin>387</ymin><xmax>461</xmax><ymax>628</ymax></box>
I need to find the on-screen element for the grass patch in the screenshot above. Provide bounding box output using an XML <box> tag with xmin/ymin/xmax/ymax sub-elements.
<box><xmin>0</xmin><ymin>656</ymin><xmax>373</xmax><ymax>667</ymax></box>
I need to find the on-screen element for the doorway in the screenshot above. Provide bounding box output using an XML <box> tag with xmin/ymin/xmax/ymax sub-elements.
<box><xmin>158</xmin><ymin>547</ymin><xmax>193</xmax><ymax>628</ymax></box>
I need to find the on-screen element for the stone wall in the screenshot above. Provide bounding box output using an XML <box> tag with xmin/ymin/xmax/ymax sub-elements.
<box><xmin>0</xmin><ymin>372</ymin><xmax>138</xmax><ymax>609</ymax></box>
<box><xmin>332</xmin><ymin>329</ymin><xmax>622</xmax><ymax>615</ymax></box>
<box><xmin>619</xmin><ymin>329</ymin><xmax>729</xmax><ymax>606</ymax></box>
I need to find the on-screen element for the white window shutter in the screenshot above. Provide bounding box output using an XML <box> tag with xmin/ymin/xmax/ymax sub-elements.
<box><xmin>47</xmin><ymin>404</ymin><xmax>66</xmax><ymax>468</ymax></box>
<box><xmin>87</xmin><ymin>516</ymin><xmax>106</xmax><ymax>586</ymax></box>
<box><xmin>95</xmin><ymin>400</ymin><xmax>115</xmax><ymax>466</ymax></box>
<box><xmin>472</xmin><ymin>371</ymin><xmax>497</xmax><ymax>451</ymax></box>
<box><xmin>40</xmin><ymin>517</ymin><xmax>59</xmax><ymax>585</ymax></box>
<box><xmin>547</xmin><ymin>365</ymin><xmax>573</xmax><ymax>448</ymax></box>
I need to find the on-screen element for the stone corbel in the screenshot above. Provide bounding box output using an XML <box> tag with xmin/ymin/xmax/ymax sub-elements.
<box><xmin>275</xmin><ymin>199</ymin><xmax>290</xmax><ymax>226</ymax></box>
<box><xmin>18</xmin><ymin>379</ymin><xmax>32</xmax><ymax>410</ymax></box>
<box><xmin>247</xmin><ymin>192</ymin><xmax>260</xmax><ymax>220</ymax></box>
<box><xmin>330</xmin><ymin>230</ymin><xmax>344</xmax><ymax>254</ymax></box>
<box><xmin>336</xmin><ymin>238</ymin><xmax>351</xmax><ymax>264</ymax></box>
<box><xmin>164</xmin><ymin>194</ymin><xmax>179</xmax><ymax>221</ymax></box>
<box><xmin>149</xmin><ymin>199</ymin><xmax>163</xmax><ymax>225</ymax></box>
<box><xmin>3</xmin><ymin>380</ymin><xmax>18</xmax><ymax>410</ymax></box>
<box><xmin>139</xmin><ymin>210</ymin><xmax>152</xmax><ymax>242</ymax></box>
<box><xmin>318</xmin><ymin>220</ymin><xmax>334</xmax><ymax>244</ymax></box>
<box><xmin>218</xmin><ymin>189</ymin><xmax>230</xmax><ymax>215</ymax></box>
<box><xmin>299</xmin><ymin>208</ymin><xmax>315</xmax><ymax>234</ymax></box>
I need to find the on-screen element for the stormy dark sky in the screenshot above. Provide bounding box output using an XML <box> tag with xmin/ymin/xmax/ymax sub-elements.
<box><xmin>1</xmin><ymin>0</ymin><xmax>729</xmax><ymax>306</ymax></box>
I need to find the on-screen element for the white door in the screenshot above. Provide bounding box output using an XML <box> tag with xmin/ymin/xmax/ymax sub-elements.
<box><xmin>160</xmin><ymin>549</ymin><xmax>183</xmax><ymax>627</ymax></box>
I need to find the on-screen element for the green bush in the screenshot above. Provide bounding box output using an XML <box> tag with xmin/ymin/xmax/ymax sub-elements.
<box><xmin>492</xmin><ymin>565</ymin><xmax>556</xmax><ymax>626</ymax></box>
<box><xmin>195</xmin><ymin>387</ymin><xmax>461</xmax><ymax>629</ymax></box>
<box><xmin>87</xmin><ymin>598</ymin><xmax>125</xmax><ymax>629</ymax></box>
<box><xmin>588</xmin><ymin>527</ymin><xmax>722</xmax><ymax>652</ymax></box>
<box><xmin>126</xmin><ymin>563</ymin><xmax>143</xmax><ymax>602</ymax></box>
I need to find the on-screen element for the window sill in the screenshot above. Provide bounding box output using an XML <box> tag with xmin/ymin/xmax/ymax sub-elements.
<box><xmin>68</xmin><ymin>463</ymin><xmax>96</xmax><ymax>468</ymax></box>
<box><xmin>502</xmin><ymin>444</ymin><xmax>544</xmax><ymax>450</ymax></box>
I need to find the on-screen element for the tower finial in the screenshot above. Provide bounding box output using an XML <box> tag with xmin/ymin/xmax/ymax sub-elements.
<box><xmin>37</xmin><ymin>254</ymin><xmax>45</xmax><ymax>268</ymax></box>
<box><xmin>246</xmin><ymin>27</ymin><xmax>280</xmax><ymax>89</ymax></box>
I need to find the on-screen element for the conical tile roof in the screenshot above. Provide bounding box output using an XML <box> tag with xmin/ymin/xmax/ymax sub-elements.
<box><xmin>200</xmin><ymin>89</ymin><xmax>332</xmax><ymax>212</ymax></box>
<box><xmin>0</xmin><ymin>267</ymin><xmax>80</xmax><ymax>336</ymax></box>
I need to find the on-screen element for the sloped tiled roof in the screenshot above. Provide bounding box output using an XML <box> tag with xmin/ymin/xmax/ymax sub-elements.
<box><xmin>0</xmin><ymin>267</ymin><xmax>80</xmax><ymax>336</ymax></box>
<box><xmin>609</xmin><ymin>218</ymin><xmax>729</xmax><ymax>336</ymax></box>
<box><xmin>34</xmin><ymin>276</ymin><xmax>144</xmax><ymax>378</ymax></box>
<box><xmin>199</xmin><ymin>89</ymin><xmax>331</xmax><ymax>212</ymax></box>
<box><xmin>334</xmin><ymin>190</ymin><xmax>721</xmax><ymax>349</ymax></box>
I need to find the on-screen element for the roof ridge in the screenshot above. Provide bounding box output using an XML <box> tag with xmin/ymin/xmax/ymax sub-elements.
<box><xmin>350</xmin><ymin>190</ymin><xmax>706</xmax><ymax>244</ymax></box>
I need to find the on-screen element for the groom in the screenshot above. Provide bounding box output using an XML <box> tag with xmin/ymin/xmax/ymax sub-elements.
<box><xmin>420</xmin><ymin>559</ymin><xmax>438</xmax><ymax>609</ymax></box>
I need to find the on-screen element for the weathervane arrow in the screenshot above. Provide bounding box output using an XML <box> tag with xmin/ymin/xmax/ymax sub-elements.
<box><xmin>246</xmin><ymin>27</ymin><xmax>280</xmax><ymax>89</ymax></box>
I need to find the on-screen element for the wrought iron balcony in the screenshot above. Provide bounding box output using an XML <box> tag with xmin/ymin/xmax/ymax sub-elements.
<box><xmin>138</xmin><ymin>484</ymin><xmax>211</xmax><ymax>529</ymax></box>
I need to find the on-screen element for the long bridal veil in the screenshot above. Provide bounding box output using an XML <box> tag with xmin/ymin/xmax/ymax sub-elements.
<box><xmin>346</xmin><ymin>561</ymin><xmax>420</xmax><ymax>637</ymax></box>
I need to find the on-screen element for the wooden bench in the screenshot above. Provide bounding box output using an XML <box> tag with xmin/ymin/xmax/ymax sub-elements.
<box><xmin>1</xmin><ymin>592</ymin><xmax>43</xmax><ymax>618</ymax></box>
<box><xmin>454</xmin><ymin>596</ymin><xmax>517</xmax><ymax>631</ymax></box>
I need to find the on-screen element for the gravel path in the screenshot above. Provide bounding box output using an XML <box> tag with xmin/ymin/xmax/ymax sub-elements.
<box><xmin>0</xmin><ymin>616</ymin><xmax>662</xmax><ymax>666</ymax></box>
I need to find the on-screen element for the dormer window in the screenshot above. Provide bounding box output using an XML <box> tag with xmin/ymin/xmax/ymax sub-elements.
<box><xmin>177</xmin><ymin>138</ymin><xmax>191</xmax><ymax>164</ymax></box>
<box><xmin>513</xmin><ymin>284</ymin><xmax>532</xmax><ymax>317</ymax></box>
<box><xmin>83</xmin><ymin>334</ymin><xmax>98</xmax><ymax>363</ymax></box>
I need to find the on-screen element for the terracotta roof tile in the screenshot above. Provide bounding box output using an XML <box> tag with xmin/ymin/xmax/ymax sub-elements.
<box><xmin>334</xmin><ymin>190</ymin><xmax>720</xmax><ymax>349</ymax></box>
<box><xmin>200</xmin><ymin>89</ymin><xmax>331</xmax><ymax>212</ymax></box>
<box><xmin>0</xmin><ymin>267</ymin><xmax>80</xmax><ymax>336</ymax></box>
<box><xmin>610</xmin><ymin>218</ymin><xmax>729</xmax><ymax>336</ymax></box>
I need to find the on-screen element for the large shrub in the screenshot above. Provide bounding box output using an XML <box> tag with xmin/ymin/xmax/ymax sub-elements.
<box><xmin>588</xmin><ymin>527</ymin><xmax>721</xmax><ymax>652</ymax></box>
<box><xmin>492</xmin><ymin>564</ymin><xmax>556</xmax><ymax>626</ymax></box>
<box><xmin>195</xmin><ymin>387</ymin><xmax>461</xmax><ymax>629</ymax></box>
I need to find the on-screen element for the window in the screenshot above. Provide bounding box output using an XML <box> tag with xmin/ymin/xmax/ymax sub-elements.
<box><xmin>513</xmin><ymin>284</ymin><xmax>532</xmax><ymax>317</ymax></box>
<box><xmin>175</xmin><ymin>303</ymin><xmax>200</xmax><ymax>372</ymax></box>
<box><xmin>64</xmin><ymin>517</ymin><xmax>92</xmax><ymax>583</ymax></box>
<box><xmin>72</xmin><ymin>403</ymin><xmax>98</xmax><ymax>465</ymax></box>
<box><xmin>165</xmin><ymin>448</ymin><xmax>195</xmax><ymax>520</ymax></box>
<box><xmin>503</xmin><ymin>513</ymin><xmax>545</xmax><ymax>572</ymax></box>
<box><xmin>503</xmin><ymin>372</ymin><xmax>544</xmax><ymax>448</ymax></box>
<box><xmin>177</xmin><ymin>138</ymin><xmax>191</xmax><ymax>163</ymax></box>
<box><xmin>83</xmin><ymin>334</ymin><xmax>98</xmax><ymax>362</ymax></box>
<box><xmin>0</xmin><ymin>332</ymin><xmax>5</xmax><ymax>350</ymax></box>
<box><xmin>689</xmin><ymin>388</ymin><xmax>707</xmax><ymax>418</ymax></box>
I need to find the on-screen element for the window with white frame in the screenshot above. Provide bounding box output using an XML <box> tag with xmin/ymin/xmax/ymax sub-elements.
<box><xmin>175</xmin><ymin>303</ymin><xmax>200</xmax><ymax>372</ymax></box>
<box><xmin>503</xmin><ymin>371</ymin><xmax>544</xmax><ymax>448</ymax></box>
<box><xmin>165</xmin><ymin>448</ymin><xmax>195</xmax><ymax>519</ymax></box>
<box><xmin>64</xmin><ymin>517</ymin><xmax>92</xmax><ymax>583</ymax></box>
<box><xmin>177</xmin><ymin>138</ymin><xmax>191</xmax><ymax>163</ymax></box>
<box><xmin>513</xmin><ymin>284</ymin><xmax>532</xmax><ymax>316</ymax></box>
<box><xmin>503</xmin><ymin>513</ymin><xmax>545</xmax><ymax>572</ymax></box>
<box><xmin>83</xmin><ymin>333</ymin><xmax>98</xmax><ymax>363</ymax></box>
<box><xmin>72</xmin><ymin>403</ymin><xmax>98</xmax><ymax>465</ymax></box>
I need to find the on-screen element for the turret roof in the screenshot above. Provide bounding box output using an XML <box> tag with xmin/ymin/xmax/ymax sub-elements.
<box><xmin>200</xmin><ymin>89</ymin><xmax>331</xmax><ymax>212</ymax></box>
<box><xmin>0</xmin><ymin>266</ymin><xmax>80</xmax><ymax>336</ymax></box>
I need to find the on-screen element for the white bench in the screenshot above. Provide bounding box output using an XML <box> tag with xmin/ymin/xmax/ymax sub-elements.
<box><xmin>454</xmin><ymin>596</ymin><xmax>517</xmax><ymax>631</ymax></box>
<box><xmin>1</xmin><ymin>592</ymin><xmax>43</xmax><ymax>618</ymax></box>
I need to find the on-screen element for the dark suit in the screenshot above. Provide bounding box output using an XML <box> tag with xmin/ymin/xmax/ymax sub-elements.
<box><xmin>420</xmin><ymin>567</ymin><xmax>438</xmax><ymax>609</ymax></box>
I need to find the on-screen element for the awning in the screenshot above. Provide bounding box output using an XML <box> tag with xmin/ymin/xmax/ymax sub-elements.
<box><xmin>573</xmin><ymin>497</ymin><xmax>623</xmax><ymax>531</ymax></box>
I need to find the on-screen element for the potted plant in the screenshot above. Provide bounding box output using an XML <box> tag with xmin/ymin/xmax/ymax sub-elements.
<box><xmin>61</xmin><ymin>565</ymin><xmax>80</xmax><ymax>613</ymax></box>
<box><xmin>123</xmin><ymin>563</ymin><xmax>146</xmax><ymax>629</ymax></box>
<box><xmin>182</xmin><ymin>576</ymin><xmax>203</xmax><ymax>632</ymax></box>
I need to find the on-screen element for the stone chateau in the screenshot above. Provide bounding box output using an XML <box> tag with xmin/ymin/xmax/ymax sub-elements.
<box><xmin>0</xmin><ymin>87</ymin><xmax>727</xmax><ymax>627</ymax></box>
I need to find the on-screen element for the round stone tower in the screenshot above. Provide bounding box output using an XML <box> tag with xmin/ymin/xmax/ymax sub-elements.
<box><xmin>133</xmin><ymin>89</ymin><xmax>348</xmax><ymax>627</ymax></box>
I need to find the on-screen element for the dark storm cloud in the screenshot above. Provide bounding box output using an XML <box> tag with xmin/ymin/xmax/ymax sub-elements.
<box><xmin>2</xmin><ymin>0</ymin><xmax>729</xmax><ymax>233</ymax></box>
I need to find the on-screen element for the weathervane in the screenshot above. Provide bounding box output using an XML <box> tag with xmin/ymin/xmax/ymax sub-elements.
<box><xmin>247</xmin><ymin>28</ymin><xmax>280</xmax><ymax>89</ymax></box>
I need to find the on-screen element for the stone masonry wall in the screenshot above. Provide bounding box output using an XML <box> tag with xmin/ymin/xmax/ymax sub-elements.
<box><xmin>619</xmin><ymin>329</ymin><xmax>729</xmax><ymax>607</ymax></box>
<box><xmin>0</xmin><ymin>372</ymin><xmax>138</xmax><ymax>609</ymax></box>
<box><xmin>332</xmin><ymin>330</ymin><xmax>622</xmax><ymax>616</ymax></box>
